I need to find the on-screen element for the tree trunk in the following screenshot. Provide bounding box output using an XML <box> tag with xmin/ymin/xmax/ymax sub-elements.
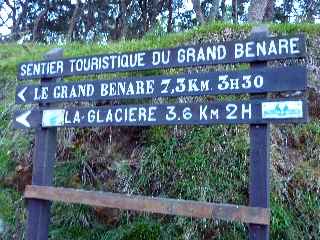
<box><xmin>305</xmin><ymin>0</ymin><xmax>315</xmax><ymax>22</ymax></box>
<box><xmin>263</xmin><ymin>0</ymin><xmax>274</xmax><ymax>21</ymax></box>
<box><xmin>32</xmin><ymin>9</ymin><xmax>48</xmax><ymax>42</ymax></box>
<box><xmin>283</xmin><ymin>0</ymin><xmax>293</xmax><ymax>23</ymax></box>
<box><xmin>149</xmin><ymin>0</ymin><xmax>164</xmax><ymax>31</ymax></box>
<box><xmin>67</xmin><ymin>0</ymin><xmax>81</xmax><ymax>41</ymax></box>
<box><xmin>248</xmin><ymin>0</ymin><xmax>269</xmax><ymax>22</ymax></box>
<box><xmin>232</xmin><ymin>0</ymin><xmax>237</xmax><ymax>23</ymax></box>
<box><xmin>137</xmin><ymin>0</ymin><xmax>164</xmax><ymax>36</ymax></box>
<box><xmin>14</xmin><ymin>1</ymin><xmax>28</xmax><ymax>40</ymax></box>
<box><xmin>220</xmin><ymin>0</ymin><xmax>226</xmax><ymax>20</ymax></box>
<box><xmin>167</xmin><ymin>0</ymin><xmax>173</xmax><ymax>32</ymax></box>
<box><xmin>119</xmin><ymin>0</ymin><xmax>128</xmax><ymax>39</ymax></box>
<box><xmin>192</xmin><ymin>0</ymin><xmax>205</xmax><ymax>25</ymax></box>
<box><xmin>138</xmin><ymin>0</ymin><xmax>149</xmax><ymax>33</ymax></box>
<box><xmin>32</xmin><ymin>1</ymin><xmax>50</xmax><ymax>42</ymax></box>
<box><xmin>4</xmin><ymin>0</ymin><xmax>17</xmax><ymax>40</ymax></box>
<box><xmin>208</xmin><ymin>0</ymin><xmax>220</xmax><ymax>21</ymax></box>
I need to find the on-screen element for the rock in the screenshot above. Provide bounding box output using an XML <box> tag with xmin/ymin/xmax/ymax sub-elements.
<box><xmin>14</xmin><ymin>165</ymin><xmax>32</xmax><ymax>192</ymax></box>
<box><xmin>308</xmin><ymin>87</ymin><xmax>320</xmax><ymax>119</ymax></box>
<box><xmin>93</xmin><ymin>206</ymin><xmax>120</xmax><ymax>225</ymax></box>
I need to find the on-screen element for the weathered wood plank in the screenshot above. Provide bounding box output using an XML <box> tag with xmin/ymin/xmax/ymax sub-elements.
<box><xmin>25</xmin><ymin>185</ymin><xmax>270</xmax><ymax>225</ymax></box>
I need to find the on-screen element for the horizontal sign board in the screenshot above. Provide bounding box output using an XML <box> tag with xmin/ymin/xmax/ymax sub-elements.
<box><xmin>13</xmin><ymin>99</ymin><xmax>308</xmax><ymax>129</ymax></box>
<box><xmin>15</xmin><ymin>66</ymin><xmax>307</xmax><ymax>104</ymax></box>
<box><xmin>17</xmin><ymin>35</ymin><xmax>306</xmax><ymax>80</ymax></box>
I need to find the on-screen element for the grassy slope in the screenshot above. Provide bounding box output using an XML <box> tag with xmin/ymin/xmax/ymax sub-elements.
<box><xmin>0</xmin><ymin>22</ymin><xmax>319</xmax><ymax>239</ymax></box>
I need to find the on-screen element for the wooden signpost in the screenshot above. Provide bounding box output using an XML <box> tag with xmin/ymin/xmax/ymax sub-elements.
<box><xmin>14</xmin><ymin>27</ymin><xmax>308</xmax><ymax>240</ymax></box>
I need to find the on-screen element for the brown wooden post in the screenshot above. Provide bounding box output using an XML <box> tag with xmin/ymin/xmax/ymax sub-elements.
<box><xmin>249</xmin><ymin>26</ymin><xmax>270</xmax><ymax>240</ymax></box>
<box><xmin>26</xmin><ymin>48</ymin><xmax>63</xmax><ymax>240</ymax></box>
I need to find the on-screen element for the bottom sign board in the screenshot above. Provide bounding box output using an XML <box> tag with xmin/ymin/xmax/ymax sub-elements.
<box><xmin>13</xmin><ymin>99</ymin><xmax>308</xmax><ymax>129</ymax></box>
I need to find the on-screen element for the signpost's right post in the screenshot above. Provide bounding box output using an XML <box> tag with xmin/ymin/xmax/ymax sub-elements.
<box><xmin>249</xmin><ymin>26</ymin><xmax>270</xmax><ymax>240</ymax></box>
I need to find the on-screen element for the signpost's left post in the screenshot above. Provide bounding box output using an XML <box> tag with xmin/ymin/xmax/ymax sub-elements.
<box><xmin>26</xmin><ymin>48</ymin><xmax>63</xmax><ymax>240</ymax></box>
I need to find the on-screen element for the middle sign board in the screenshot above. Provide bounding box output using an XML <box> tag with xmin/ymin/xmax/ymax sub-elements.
<box><xmin>16</xmin><ymin>66</ymin><xmax>306</xmax><ymax>104</ymax></box>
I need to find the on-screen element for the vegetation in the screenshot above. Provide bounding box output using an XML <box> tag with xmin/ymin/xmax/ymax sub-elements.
<box><xmin>0</xmin><ymin>22</ymin><xmax>319</xmax><ymax>239</ymax></box>
<box><xmin>1</xmin><ymin>0</ymin><xmax>320</xmax><ymax>43</ymax></box>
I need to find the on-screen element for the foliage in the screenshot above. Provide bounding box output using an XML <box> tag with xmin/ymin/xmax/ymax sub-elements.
<box><xmin>129</xmin><ymin>125</ymin><xmax>249</xmax><ymax>203</ymax></box>
<box><xmin>0</xmin><ymin>189</ymin><xmax>25</xmax><ymax>239</ymax></box>
<box><xmin>100</xmin><ymin>218</ymin><xmax>162</xmax><ymax>240</ymax></box>
<box><xmin>49</xmin><ymin>203</ymin><xmax>105</xmax><ymax>240</ymax></box>
<box><xmin>1</xmin><ymin>0</ymin><xmax>320</xmax><ymax>43</ymax></box>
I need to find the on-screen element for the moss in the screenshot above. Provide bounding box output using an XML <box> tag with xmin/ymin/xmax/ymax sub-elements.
<box><xmin>269</xmin><ymin>23</ymin><xmax>320</xmax><ymax>35</ymax></box>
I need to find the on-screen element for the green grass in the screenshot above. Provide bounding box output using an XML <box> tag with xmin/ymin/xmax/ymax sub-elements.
<box><xmin>100</xmin><ymin>218</ymin><xmax>162</xmax><ymax>240</ymax></box>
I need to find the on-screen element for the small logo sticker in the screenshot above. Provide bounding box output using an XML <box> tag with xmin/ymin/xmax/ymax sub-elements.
<box><xmin>262</xmin><ymin>101</ymin><xmax>303</xmax><ymax>119</ymax></box>
<box><xmin>42</xmin><ymin>109</ymin><xmax>65</xmax><ymax>127</ymax></box>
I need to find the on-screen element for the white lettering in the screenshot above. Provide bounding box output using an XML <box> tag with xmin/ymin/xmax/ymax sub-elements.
<box><xmin>290</xmin><ymin>37</ymin><xmax>300</xmax><ymax>54</ymax></box>
<box><xmin>200</xmin><ymin>80</ymin><xmax>209</xmax><ymax>91</ymax></box>
<box><xmin>200</xmin><ymin>105</ymin><xmax>207</xmax><ymax>120</ymax></box>
<box><xmin>278</xmin><ymin>39</ymin><xmax>289</xmax><ymax>55</ymax></box>
<box><xmin>245</xmin><ymin>42</ymin><xmax>255</xmax><ymax>57</ymax></box>
<box><xmin>268</xmin><ymin>40</ymin><xmax>277</xmax><ymax>55</ymax></box>
<box><xmin>152</xmin><ymin>51</ymin><xmax>161</xmax><ymax>65</ymax></box>
<box><xmin>177</xmin><ymin>49</ymin><xmax>185</xmax><ymax>63</ymax></box>
<box><xmin>210</xmin><ymin>109</ymin><xmax>219</xmax><ymax>119</ymax></box>
<box><xmin>242</xmin><ymin>104</ymin><xmax>251</xmax><ymax>119</ymax></box>
<box><xmin>148</xmin><ymin>106</ymin><xmax>157</xmax><ymax>121</ymax></box>
<box><xmin>146</xmin><ymin>80</ymin><xmax>154</xmax><ymax>94</ymax></box>
<box><xmin>226</xmin><ymin>104</ymin><xmax>237</xmax><ymax>119</ymax></box>
<box><xmin>256</xmin><ymin>41</ymin><xmax>266</xmax><ymax>56</ymax></box>
<box><xmin>88</xmin><ymin>110</ymin><xmax>95</xmax><ymax>123</ymax></box>
<box><xmin>188</xmin><ymin>79</ymin><xmax>199</xmax><ymax>92</ymax></box>
<box><xmin>218</xmin><ymin>45</ymin><xmax>226</xmax><ymax>60</ymax></box>
<box><xmin>20</xmin><ymin>64</ymin><xmax>26</xmax><ymax>76</ymax></box>
<box><xmin>235</xmin><ymin>43</ymin><xmax>244</xmax><ymax>59</ymax></box>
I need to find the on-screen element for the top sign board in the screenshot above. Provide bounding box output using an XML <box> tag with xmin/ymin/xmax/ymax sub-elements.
<box><xmin>18</xmin><ymin>35</ymin><xmax>306</xmax><ymax>80</ymax></box>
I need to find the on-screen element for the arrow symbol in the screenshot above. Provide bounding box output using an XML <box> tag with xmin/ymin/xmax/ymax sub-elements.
<box><xmin>17</xmin><ymin>86</ymin><xmax>28</xmax><ymax>102</ymax></box>
<box><xmin>16</xmin><ymin>110</ymin><xmax>31</xmax><ymax>127</ymax></box>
